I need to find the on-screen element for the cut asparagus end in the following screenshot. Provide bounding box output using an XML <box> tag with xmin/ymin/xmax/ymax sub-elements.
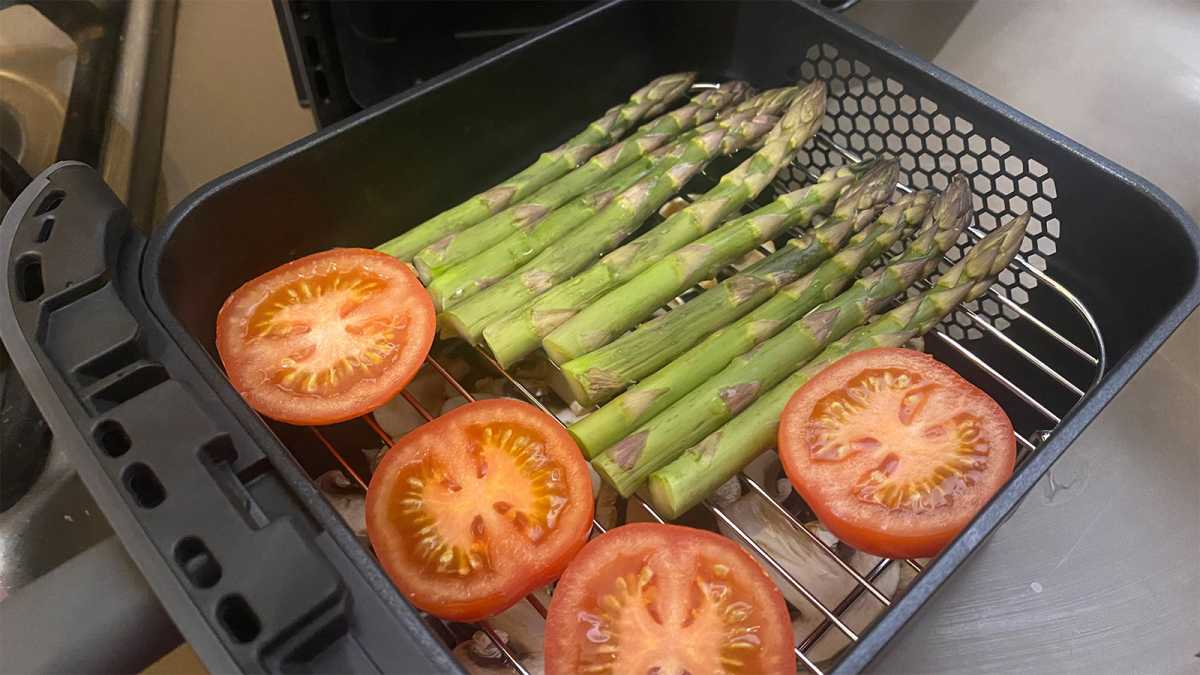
<box><xmin>592</xmin><ymin>444</ymin><xmax>657</xmax><ymax>498</ymax></box>
<box><xmin>439</xmin><ymin>310</ymin><xmax>484</xmax><ymax>346</ymax></box>
<box><xmin>646</xmin><ymin>452</ymin><xmax>713</xmax><ymax>520</ymax></box>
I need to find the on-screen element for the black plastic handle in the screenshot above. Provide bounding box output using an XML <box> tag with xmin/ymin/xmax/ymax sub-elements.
<box><xmin>0</xmin><ymin>163</ymin><xmax>461</xmax><ymax>674</ymax></box>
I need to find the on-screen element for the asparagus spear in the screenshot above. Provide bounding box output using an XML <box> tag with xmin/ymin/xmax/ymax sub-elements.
<box><xmin>377</xmin><ymin>72</ymin><xmax>696</xmax><ymax>260</ymax></box>
<box><xmin>441</xmin><ymin>110</ymin><xmax>776</xmax><ymax>346</ymax></box>
<box><xmin>561</xmin><ymin>162</ymin><xmax>909</xmax><ymax>414</ymax></box>
<box><xmin>591</xmin><ymin>179</ymin><xmax>971</xmax><ymax>495</ymax></box>
<box><xmin>483</xmin><ymin>82</ymin><xmax>829</xmax><ymax>367</ymax></box>
<box><xmin>424</xmin><ymin>88</ymin><xmax>785</xmax><ymax>312</ymax></box>
<box><xmin>413</xmin><ymin>82</ymin><xmax>752</xmax><ymax>285</ymax></box>
<box><xmin>648</xmin><ymin>208</ymin><xmax>1027</xmax><ymax>518</ymax></box>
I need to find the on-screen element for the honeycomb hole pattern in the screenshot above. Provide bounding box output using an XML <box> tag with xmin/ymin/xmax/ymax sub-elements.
<box><xmin>791</xmin><ymin>43</ymin><xmax>1060</xmax><ymax>340</ymax></box>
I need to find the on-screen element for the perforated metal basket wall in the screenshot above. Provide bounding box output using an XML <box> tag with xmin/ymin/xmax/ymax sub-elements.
<box><xmin>785</xmin><ymin>42</ymin><xmax>1062</xmax><ymax>342</ymax></box>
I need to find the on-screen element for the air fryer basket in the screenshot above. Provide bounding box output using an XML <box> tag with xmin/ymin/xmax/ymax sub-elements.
<box><xmin>2</xmin><ymin>1</ymin><xmax>1197</xmax><ymax>673</ymax></box>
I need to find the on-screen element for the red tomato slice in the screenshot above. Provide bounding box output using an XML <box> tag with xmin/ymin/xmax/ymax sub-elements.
<box><xmin>544</xmin><ymin>523</ymin><xmax>795</xmax><ymax>675</ymax></box>
<box><xmin>779</xmin><ymin>348</ymin><xmax>1015</xmax><ymax>559</ymax></box>
<box><xmin>366</xmin><ymin>399</ymin><xmax>594</xmax><ymax>621</ymax></box>
<box><xmin>216</xmin><ymin>248</ymin><xmax>435</xmax><ymax>425</ymax></box>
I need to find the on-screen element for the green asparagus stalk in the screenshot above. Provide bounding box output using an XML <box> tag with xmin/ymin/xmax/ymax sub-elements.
<box><xmin>423</xmin><ymin>87</ymin><xmax>785</xmax><ymax>312</ymax></box>
<box><xmin>376</xmin><ymin>72</ymin><xmax>696</xmax><ymax>260</ymax></box>
<box><xmin>559</xmin><ymin>162</ymin><xmax>908</xmax><ymax>411</ymax></box>
<box><xmin>440</xmin><ymin>110</ymin><xmax>776</xmax><ymax>346</ymax></box>
<box><xmin>647</xmin><ymin>208</ymin><xmax>1026</xmax><ymax>519</ymax></box>
<box><xmin>413</xmin><ymin>82</ymin><xmax>752</xmax><ymax>286</ymax></box>
<box><xmin>483</xmin><ymin>81</ymin><xmax>830</xmax><ymax>367</ymax></box>
<box><xmin>590</xmin><ymin>185</ymin><xmax>963</xmax><ymax>495</ymax></box>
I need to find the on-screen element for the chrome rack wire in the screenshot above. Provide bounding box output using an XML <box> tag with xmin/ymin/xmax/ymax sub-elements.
<box><xmin>300</xmin><ymin>89</ymin><xmax>1108</xmax><ymax>675</ymax></box>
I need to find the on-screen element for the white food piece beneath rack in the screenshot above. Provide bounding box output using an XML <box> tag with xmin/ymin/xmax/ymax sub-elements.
<box><xmin>440</xmin><ymin>392</ymin><xmax>502</xmax><ymax>415</ymax></box>
<box><xmin>452</xmin><ymin>588</ymin><xmax>549</xmax><ymax>675</ymax></box>
<box><xmin>716</xmin><ymin>492</ymin><xmax>900</xmax><ymax>663</ymax></box>
<box><xmin>316</xmin><ymin>470</ymin><xmax>367</xmax><ymax>541</ymax></box>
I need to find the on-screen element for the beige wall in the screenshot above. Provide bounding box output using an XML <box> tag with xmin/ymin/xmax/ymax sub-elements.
<box><xmin>155</xmin><ymin>0</ymin><xmax>315</xmax><ymax>222</ymax></box>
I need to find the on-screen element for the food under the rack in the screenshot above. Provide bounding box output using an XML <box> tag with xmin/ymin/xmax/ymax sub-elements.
<box><xmin>365</xmin><ymin>399</ymin><xmax>595</xmax><ymax>622</ymax></box>
<box><xmin>649</xmin><ymin>211</ymin><xmax>1029</xmax><ymax>519</ymax></box>
<box><xmin>215</xmin><ymin>248</ymin><xmax>436</xmax><ymax>425</ymax></box>
<box><xmin>377</xmin><ymin>72</ymin><xmax>697</xmax><ymax>261</ymax></box>
<box><xmin>543</xmin><ymin>522</ymin><xmax>796</xmax><ymax>675</ymax></box>
<box><xmin>778</xmin><ymin>347</ymin><xmax>1017</xmax><ymax>559</ymax></box>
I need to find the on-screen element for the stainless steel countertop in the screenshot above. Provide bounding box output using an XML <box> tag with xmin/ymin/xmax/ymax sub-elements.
<box><xmin>847</xmin><ymin>2</ymin><xmax>1200</xmax><ymax>672</ymax></box>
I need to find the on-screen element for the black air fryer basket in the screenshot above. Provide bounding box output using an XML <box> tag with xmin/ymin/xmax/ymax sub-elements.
<box><xmin>2</xmin><ymin>2</ymin><xmax>1197</xmax><ymax>673</ymax></box>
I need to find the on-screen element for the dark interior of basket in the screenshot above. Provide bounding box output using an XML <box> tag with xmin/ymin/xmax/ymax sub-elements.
<box><xmin>146</xmin><ymin>2</ymin><xmax>1198</xmax><ymax>671</ymax></box>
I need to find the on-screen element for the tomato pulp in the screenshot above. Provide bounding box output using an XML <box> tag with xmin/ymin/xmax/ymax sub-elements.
<box><xmin>779</xmin><ymin>348</ymin><xmax>1016</xmax><ymax>559</ymax></box>
<box><xmin>367</xmin><ymin>399</ymin><xmax>594</xmax><ymax>621</ymax></box>
<box><xmin>216</xmin><ymin>248</ymin><xmax>435</xmax><ymax>425</ymax></box>
<box><xmin>544</xmin><ymin>523</ymin><xmax>795</xmax><ymax>675</ymax></box>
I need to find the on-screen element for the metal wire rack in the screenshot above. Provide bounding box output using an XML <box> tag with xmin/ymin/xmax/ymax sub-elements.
<box><xmin>299</xmin><ymin>87</ymin><xmax>1107</xmax><ymax>674</ymax></box>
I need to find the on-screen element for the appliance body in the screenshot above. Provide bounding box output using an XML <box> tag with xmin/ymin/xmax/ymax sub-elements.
<box><xmin>2</xmin><ymin>2</ymin><xmax>1197</xmax><ymax>672</ymax></box>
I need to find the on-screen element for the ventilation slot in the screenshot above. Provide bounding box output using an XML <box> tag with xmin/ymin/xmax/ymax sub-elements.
<box><xmin>35</xmin><ymin>216</ymin><xmax>54</xmax><ymax>243</ymax></box>
<box><xmin>200</xmin><ymin>435</ymin><xmax>238</xmax><ymax>465</ymax></box>
<box><xmin>15</xmin><ymin>254</ymin><xmax>43</xmax><ymax>302</ymax></box>
<box><xmin>94</xmin><ymin>419</ymin><xmax>131</xmax><ymax>457</ymax></box>
<box><xmin>33</xmin><ymin>189</ymin><xmax>64</xmax><ymax>216</ymax></box>
<box><xmin>90</xmin><ymin>364</ymin><xmax>168</xmax><ymax>413</ymax></box>
<box><xmin>175</xmin><ymin>536</ymin><xmax>222</xmax><ymax>589</ymax></box>
<box><xmin>217</xmin><ymin>595</ymin><xmax>261</xmax><ymax>643</ymax></box>
<box><xmin>76</xmin><ymin>340</ymin><xmax>141</xmax><ymax>387</ymax></box>
<box><xmin>123</xmin><ymin>463</ymin><xmax>166</xmax><ymax>508</ymax></box>
<box><xmin>200</xmin><ymin>435</ymin><xmax>267</xmax><ymax>529</ymax></box>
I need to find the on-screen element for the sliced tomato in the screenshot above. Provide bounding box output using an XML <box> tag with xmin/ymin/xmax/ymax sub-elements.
<box><xmin>366</xmin><ymin>399</ymin><xmax>594</xmax><ymax>621</ymax></box>
<box><xmin>779</xmin><ymin>348</ymin><xmax>1015</xmax><ymax>559</ymax></box>
<box><xmin>544</xmin><ymin>523</ymin><xmax>795</xmax><ymax>675</ymax></box>
<box><xmin>216</xmin><ymin>248</ymin><xmax>435</xmax><ymax>425</ymax></box>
